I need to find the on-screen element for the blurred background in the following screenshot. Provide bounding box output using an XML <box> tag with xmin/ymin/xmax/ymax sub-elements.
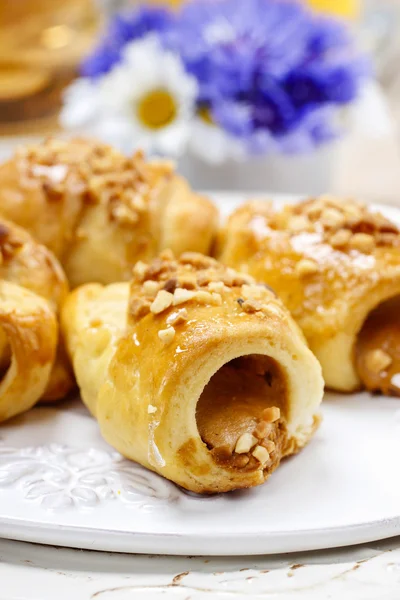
<box><xmin>0</xmin><ymin>0</ymin><xmax>400</xmax><ymax>199</ymax></box>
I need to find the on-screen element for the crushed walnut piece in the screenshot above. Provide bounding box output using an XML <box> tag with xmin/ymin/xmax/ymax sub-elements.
<box><xmin>142</xmin><ymin>280</ymin><xmax>160</xmax><ymax>297</ymax></box>
<box><xmin>173</xmin><ymin>288</ymin><xmax>196</xmax><ymax>306</ymax></box>
<box><xmin>241</xmin><ymin>299</ymin><xmax>263</xmax><ymax>313</ymax></box>
<box><xmin>129</xmin><ymin>251</ymin><xmax>280</xmax><ymax>324</ymax></box>
<box><xmin>133</xmin><ymin>261</ymin><xmax>148</xmax><ymax>282</ymax></box>
<box><xmin>167</xmin><ymin>308</ymin><xmax>188</xmax><ymax>326</ymax></box>
<box><xmin>17</xmin><ymin>139</ymin><xmax>173</xmax><ymax>228</ymax></box>
<box><xmin>235</xmin><ymin>433</ymin><xmax>258</xmax><ymax>454</ymax></box>
<box><xmin>150</xmin><ymin>290</ymin><xmax>174</xmax><ymax>314</ymax></box>
<box><xmin>158</xmin><ymin>326</ymin><xmax>176</xmax><ymax>344</ymax></box>
<box><xmin>252</xmin><ymin>445</ymin><xmax>270</xmax><ymax>465</ymax></box>
<box><xmin>262</xmin><ymin>407</ymin><xmax>281</xmax><ymax>423</ymax></box>
<box><xmin>261</xmin><ymin>439</ymin><xmax>276</xmax><ymax>453</ymax></box>
<box><xmin>329</xmin><ymin>229</ymin><xmax>352</xmax><ymax>248</ymax></box>
<box><xmin>267</xmin><ymin>197</ymin><xmax>400</xmax><ymax>253</ymax></box>
<box><xmin>348</xmin><ymin>233</ymin><xmax>375</xmax><ymax>253</ymax></box>
<box><xmin>129</xmin><ymin>297</ymin><xmax>151</xmax><ymax>320</ymax></box>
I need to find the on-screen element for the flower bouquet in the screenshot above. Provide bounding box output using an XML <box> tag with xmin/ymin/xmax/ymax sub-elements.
<box><xmin>61</xmin><ymin>0</ymin><xmax>368</xmax><ymax>192</ymax></box>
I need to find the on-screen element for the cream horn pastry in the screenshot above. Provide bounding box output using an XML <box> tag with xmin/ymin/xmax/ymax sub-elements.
<box><xmin>62</xmin><ymin>251</ymin><xmax>323</xmax><ymax>494</ymax></box>
<box><xmin>0</xmin><ymin>137</ymin><xmax>218</xmax><ymax>288</ymax></box>
<box><xmin>0</xmin><ymin>218</ymin><xmax>71</xmax><ymax>421</ymax></box>
<box><xmin>218</xmin><ymin>196</ymin><xmax>400</xmax><ymax>395</ymax></box>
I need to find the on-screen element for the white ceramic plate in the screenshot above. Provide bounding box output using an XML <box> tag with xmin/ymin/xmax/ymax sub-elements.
<box><xmin>0</xmin><ymin>195</ymin><xmax>399</xmax><ymax>556</ymax></box>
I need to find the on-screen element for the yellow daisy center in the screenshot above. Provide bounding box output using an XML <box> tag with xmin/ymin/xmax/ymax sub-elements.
<box><xmin>137</xmin><ymin>88</ymin><xmax>177</xmax><ymax>130</ymax></box>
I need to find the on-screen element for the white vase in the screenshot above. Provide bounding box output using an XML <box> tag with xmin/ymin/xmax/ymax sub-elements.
<box><xmin>178</xmin><ymin>143</ymin><xmax>336</xmax><ymax>195</ymax></box>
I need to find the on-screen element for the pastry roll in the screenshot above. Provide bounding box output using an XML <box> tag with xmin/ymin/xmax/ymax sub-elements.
<box><xmin>218</xmin><ymin>197</ymin><xmax>400</xmax><ymax>394</ymax></box>
<box><xmin>62</xmin><ymin>251</ymin><xmax>323</xmax><ymax>494</ymax></box>
<box><xmin>0</xmin><ymin>138</ymin><xmax>218</xmax><ymax>288</ymax></box>
<box><xmin>0</xmin><ymin>218</ymin><xmax>70</xmax><ymax>420</ymax></box>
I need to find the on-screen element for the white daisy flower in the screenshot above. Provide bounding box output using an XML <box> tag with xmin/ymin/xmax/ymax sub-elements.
<box><xmin>60</xmin><ymin>36</ymin><xmax>198</xmax><ymax>156</ymax></box>
<box><xmin>189</xmin><ymin>109</ymin><xmax>245</xmax><ymax>165</ymax></box>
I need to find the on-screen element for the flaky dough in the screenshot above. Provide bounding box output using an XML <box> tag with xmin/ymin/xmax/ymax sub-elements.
<box><xmin>62</xmin><ymin>251</ymin><xmax>323</xmax><ymax>493</ymax></box>
<box><xmin>0</xmin><ymin>138</ymin><xmax>218</xmax><ymax>288</ymax></box>
<box><xmin>0</xmin><ymin>218</ymin><xmax>71</xmax><ymax>420</ymax></box>
<box><xmin>218</xmin><ymin>197</ymin><xmax>400</xmax><ymax>392</ymax></box>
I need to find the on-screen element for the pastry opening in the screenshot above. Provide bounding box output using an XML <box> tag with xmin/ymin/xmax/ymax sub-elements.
<box><xmin>355</xmin><ymin>296</ymin><xmax>400</xmax><ymax>396</ymax></box>
<box><xmin>196</xmin><ymin>354</ymin><xmax>288</xmax><ymax>472</ymax></box>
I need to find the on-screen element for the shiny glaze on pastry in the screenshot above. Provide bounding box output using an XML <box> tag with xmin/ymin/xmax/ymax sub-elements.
<box><xmin>62</xmin><ymin>251</ymin><xmax>323</xmax><ymax>493</ymax></box>
<box><xmin>218</xmin><ymin>196</ymin><xmax>400</xmax><ymax>393</ymax></box>
<box><xmin>0</xmin><ymin>218</ymin><xmax>71</xmax><ymax>420</ymax></box>
<box><xmin>0</xmin><ymin>138</ymin><xmax>218</xmax><ymax>288</ymax></box>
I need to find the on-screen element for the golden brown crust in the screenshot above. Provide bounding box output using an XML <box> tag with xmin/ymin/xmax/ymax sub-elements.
<box><xmin>62</xmin><ymin>252</ymin><xmax>323</xmax><ymax>494</ymax></box>
<box><xmin>0</xmin><ymin>138</ymin><xmax>219</xmax><ymax>287</ymax></box>
<box><xmin>0</xmin><ymin>281</ymin><xmax>57</xmax><ymax>422</ymax></box>
<box><xmin>0</xmin><ymin>217</ymin><xmax>73</xmax><ymax>414</ymax></box>
<box><xmin>218</xmin><ymin>196</ymin><xmax>400</xmax><ymax>392</ymax></box>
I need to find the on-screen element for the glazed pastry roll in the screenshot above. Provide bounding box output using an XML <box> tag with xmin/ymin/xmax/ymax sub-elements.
<box><xmin>0</xmin><ymin>138</ymin><xmax>218</xmax><ymax>288</ymax></box>
<box><xmin>218</xmin><ymin>197</ymin><xmax>400</xmax><ymax>395</ymax></box>
<box><xmin>0</xmin><ymin>218</ymin><xmax>71</xmax><ymax>420</ymax></box>
<box><xmin>62</xmin><ymin>251</ymin><xmax>323</xmax><ymax>494</ymax></box>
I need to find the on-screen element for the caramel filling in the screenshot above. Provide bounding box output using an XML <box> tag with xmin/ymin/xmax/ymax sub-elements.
<box><xmin>355</xmin><ymin>297</ymin><xmax>400</xmax><ymax>396</ymax></box>
<box><xmin>196</xmin><ymin>355</ymin><xmax>287</xmax><ymax>472</ymax></box>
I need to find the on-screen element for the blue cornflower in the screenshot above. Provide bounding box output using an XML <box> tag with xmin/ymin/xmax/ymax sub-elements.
<box><xmin>81</xmin><ymin>6</ymin><xmax>175</xmax><ymax>78</ymax></box>
<box><xmin>164</xmin><ymin>0</ymin><xmax>368</xmax><ymax>154</ymax></box>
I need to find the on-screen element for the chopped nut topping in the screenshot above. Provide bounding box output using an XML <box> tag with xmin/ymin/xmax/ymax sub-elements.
<box><xmin>329</xmin><ymin>228</ymin><xmax>352</xmax><ymax>248</ymax></box>
<box><xmin>349</xmin><ymin>233</ymin><xmax>375</xmax><ymax>253</ymax></box>
<box><xmin>262</xmin><ymin>407</ymin><xmax>281</xmax><ymax>423</ymax></box>
<box><xmin>130</xmin><ymin>297</ymin><xmax>151</xmax><ymax>319</ymax></box>
<box><xmin>365</xmin><ymin>349</ymin><xmax>392</xmax><ymax>374</ymax></box>
<box><xmin>233</xmin><ymin>455</ymin><xmax>250</xmax><ymax>468</ymax></box>
<box><xmin>242</xmin><ymin>299</ymin><xmax>263</xmax><ymax>313</ymax></box>
<box><xmin>133</xmin><ymin>261</ymin><xmax>148</xmax><ymax>282</ymax></box>
<box><xmin>142</xmin><ymin>280</ymin><xmax>160</xmax><ymax>296</ymax></box>
<box><xmin>194</xmin><ymin>290</ymin><xmax>215</xmax><ymax>304</ymax></box>
<box><xmin>211</xmin><ymin>292</ymin><xmax>223</xmax><ymax>306</ymax></box>
<box><xmin>197</xmin><ymin>272</ymin><xmax>213</xmax><ymax>286</ymax></box>
<box><xmin>132</xmin><ymin>196</ymin><xmax>146</xmax><ymax>212</ymax></box>
<box><xmin>150</xmin><ymin>290</ymin><xmax>174</xmax><ymax>314</ymax></box>
<box><xmin>109</xmin><ymin>202</ymin><xmax>139</xmax><ymax>225</ymax></box>
<box><xmin>252</xmin><ymin>445</ymin><xmax>270</xmax><ymax>464</ymax></box>
<box><xmin>321</xmin><ymin>207</ymin><xmax>345</xmax><ymax>228</ymax></box>
<box><xmin>163</xmin><ymin>278</ymin><xmax>178</xmax><ymax>294</ymax></box>
<box><xmin>159</xmin><ymin>249</ymin><xmax>174</xmax><ymax>261</ymax></box>
<box><xmin>235</xmin><ymin>433</ymin><xmax>258</xmax><ymax>454</ymax></box>
<box><xmin>254</xmin><ymin>421</ymin><xmax>271</xmax><ymax>439</ymax></box>
<box><xmin>158</xmin><ymin>326</ymin><xmax>176</xmax><ymax>344</ymax></box>
<box><xmin>173</xmin><ymin>288</ymin><xmax>196</xmax><ymax>306</ymax></box>
<box><xmin>148</xmin><ymin>405</ymin><xmax>157</xmax><ymax>414</ymax></box>
<box><xmin>178</xmin><ymin>275</ymin><xmax>197</xmax><ymax>290</ymax></box>
<box><xmin>289</xmin><ymin>215</ymin><xmax>310</xmax><ymax>232</ymax></box>
<box><xmin>295</xmin><ymin>258</ymin><xmax>318</xmax><ymax>277</ymax></box>
<box><xmin>262</xmin><ymin>440</ymin><xmax>276</xmax><ymax>453</ymax></box>
<box><xmin>378</xmin><ymin>232</ymin><xmax>398</xmax><ymax>246</ymax></box>
<box><xmin>180</xmin><ymin>252</ymin><xmax>216</xmax><ymax>269</ymax></box>
<box><xmin>208</xmin><ymin>281</ymin><xmax>226</xmax><ymax>294</ymax></box>
<box><xmin>167</xmin><ymin>308</ymin><xmax>188</xmax><ymax>326</ymax></box>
